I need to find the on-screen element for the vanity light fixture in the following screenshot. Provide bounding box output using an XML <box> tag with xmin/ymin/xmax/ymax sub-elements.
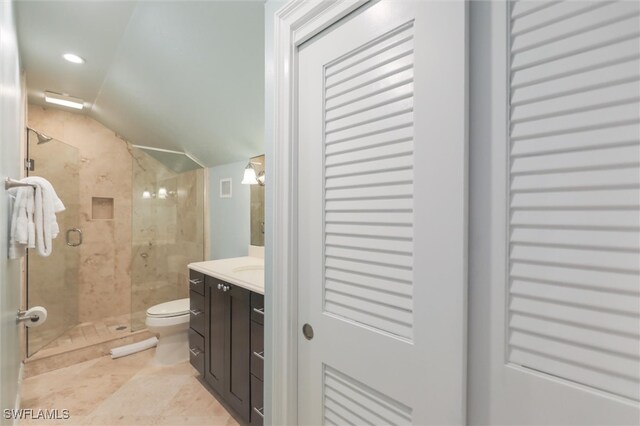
<box><xmin>241</xmin><ymin>162</ymin><xmax>258</xmax><ymax>185</ymax></box>
<box><xmin>44</xmin><ymin>91</ymin><xmax>84</xmax><ymax>110</ymax></box>
<box><xmin>142</xmin><ymin>190</ymin><xmax>152</xmax><ymax>199</ymax></box>
<box><xmin>62</xmin><ymin>53</ymin><xmax>85</xmax><ymax>64</ymax></box>
<box><xmin>157</xmin><ymin>187</ymin><xmax>168</xmax><ymax>200</ymax></box>
<box><xmin>242</xmin><ymin>161</ymin><xmax>266</xmax><ymax>186</ymax></box>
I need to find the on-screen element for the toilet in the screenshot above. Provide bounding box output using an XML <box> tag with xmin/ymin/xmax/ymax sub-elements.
<box><xmin>145</xmin><ymin>298</ymin><xmax>190</xmax><ymax>365</ymax></box>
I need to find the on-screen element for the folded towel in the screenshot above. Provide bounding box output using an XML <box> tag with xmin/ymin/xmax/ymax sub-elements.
<box><xmin>23</xmin><ymin>177</ymin><xmax>65</xmax><ymax>257</ymax></box>
<box><xmin>8</xmin><ymin>186</ymin><xmax>31</xmax><ymax>259</ymax></box>
<box><xmin>8</xmin><ymin>177</ymin><xmax>65</xmax><ymax>258</ymax></box>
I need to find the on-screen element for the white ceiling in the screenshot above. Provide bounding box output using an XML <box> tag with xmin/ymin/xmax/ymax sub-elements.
<box><xmin>15</xmin><ymin>0</ymin><xmax>265</xmax><ymax>167</ymax></box>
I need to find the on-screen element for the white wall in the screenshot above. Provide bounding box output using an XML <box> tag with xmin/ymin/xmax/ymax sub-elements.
<box><xmin>0</xmin><ymin>0</ymin><xmax>24</xmax><ymax>419</ymax></box>
<box><xmin>208</xmin><ymin>160</ymin><xmax>250</xmax><ymax>260</ymax></box>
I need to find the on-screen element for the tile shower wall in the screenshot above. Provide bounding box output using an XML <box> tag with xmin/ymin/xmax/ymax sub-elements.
<box><xmin>28</xmin><ymin>105</ymin><xmax>133</xmax><ymax>322</ymax></box>
<box><xmin>130</xmin><ymin>150</ymin><xmax>204</xmax><ymax>330</ymax></box>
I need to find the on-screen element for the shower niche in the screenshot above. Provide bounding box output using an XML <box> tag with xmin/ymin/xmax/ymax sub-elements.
<box><xmin>91</xmin><ymin>197</ymin><xmax>114</xmax><ymax>220</ymax></box>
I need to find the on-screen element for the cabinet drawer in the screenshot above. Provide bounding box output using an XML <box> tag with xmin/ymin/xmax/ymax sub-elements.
<box><xmin>189</xmin><ymin>329</ymin><xmax>205</xmax><ymax>375</ymax></box>
<box><xmin>188</xmin><ymin>270</ymin><xmax>205</xmax><ymax>295</ymax></box>
<box><xmin>250</xmin><ymin>375</ymin><xmax>264</xmax><ymax>426</ymax></box>
<box><xmin>251</xmin><ymin>293</ymin><xmax>264</xmax><ymax>325</ymax></box>
<box><xmin>251</xmin><ymin>321</ymin><xmax>264</xmax><ymax>380</ymax></box>
<box><xmin>189</xmin><ymin>291</ymin><xmax>205</xmax><ymax>336</ymax></box>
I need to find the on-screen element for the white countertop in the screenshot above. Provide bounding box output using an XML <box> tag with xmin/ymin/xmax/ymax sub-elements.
<box><xmin>188</xmin><ymin>256</ymin><xmax>264</xmax><ymax>295</ymax></box>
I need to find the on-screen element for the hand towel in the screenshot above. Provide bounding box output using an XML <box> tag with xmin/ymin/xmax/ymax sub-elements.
<box><xmin>22</xmin><ymin>177</ymin><xmax>65</xmax><ymax>257</ymax></box>
<box><xmin>8</xmin><ymin>186</ymin><xmax>31</xmax><ymax>259</ymax></box>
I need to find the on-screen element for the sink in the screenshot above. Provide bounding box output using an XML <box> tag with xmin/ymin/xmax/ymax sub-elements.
<box><xmin>232</xmin><ymin>265</ymin><xmax>263</xmax><ymax>273</ymax></box>
<box><xmin>230</xmin><ymin>265</ymin><xmax>264</xmax><ymax>284</ymax></box>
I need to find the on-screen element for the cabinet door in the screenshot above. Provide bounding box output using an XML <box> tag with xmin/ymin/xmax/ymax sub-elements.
<box><xmin>225</xmin><ymin>284</ymin><xmax>251</xmax><ymax>421</ymax></box>
<box><xmin>204</xmin><ymin>276</ymin><xmax>226</xmax><ymax>395</ymax></box>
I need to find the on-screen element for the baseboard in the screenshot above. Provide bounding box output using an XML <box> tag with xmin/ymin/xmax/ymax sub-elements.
<box><xmin>13</xmin><ymin>361</ymin><xmax>24</xmax><ymax>426</ymax></box>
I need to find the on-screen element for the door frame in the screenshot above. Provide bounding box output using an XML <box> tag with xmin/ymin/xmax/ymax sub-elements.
<box><xmin>268</xmin><ymin>1</ymin><xmax>370</xmax><ymax>425</ymax></box>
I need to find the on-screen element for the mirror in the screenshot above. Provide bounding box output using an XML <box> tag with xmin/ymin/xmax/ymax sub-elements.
<box><xmin>250</xmin><ymin>155</ymin><xmax>265</xmax><ymax>246</ymax></box>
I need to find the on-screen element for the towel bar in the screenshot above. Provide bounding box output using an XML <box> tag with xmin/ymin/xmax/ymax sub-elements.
<box><xmin>4</xmin><ymin>177</ymin><xmax>35</xmax><ymax>190</ymax></box>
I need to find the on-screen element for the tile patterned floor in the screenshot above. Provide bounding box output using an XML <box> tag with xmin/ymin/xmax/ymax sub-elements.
<box><xmin>30</xmin><ymin>314</ymin><xmax>134</xmax><ymax>357</ymax></box>
<box><xmin>20</xmin><ymin>349</ymin><xmax>239</xmax><ymax>426</ymax></box>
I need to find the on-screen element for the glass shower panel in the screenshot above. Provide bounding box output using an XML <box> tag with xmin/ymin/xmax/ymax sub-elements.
<box><xmin>130</xmin><ymin>148</ymin><xmax>204</xmax><ymax>331</ymax></box>
<box><xmin>26</xmin><ymin>132</ymin><xmax>80</xmax><ymax>356</ymax></box>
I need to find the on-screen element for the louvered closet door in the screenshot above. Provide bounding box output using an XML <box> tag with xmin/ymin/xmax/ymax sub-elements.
<box><xmin>297</xmin><ymin>1</ymin><xmax>467</xmax><ymax>425</ymax></box>
<box><xmin>468</xmin><ymin>1</ymin><xmax>640</xmax><ymax>424</ymax></box>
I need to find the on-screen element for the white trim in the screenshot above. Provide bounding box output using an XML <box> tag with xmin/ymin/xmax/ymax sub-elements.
<box><xmin>131</xmin><ymin>144</ymin><xmax>207</xmax><ymax>169</ymax></box>
<box><xmin>269</xmin><ymin>1</ymin><xmax>369</xmax><ymax>425</ymax></box>
<box><xmin>184</xmin><ymin>152</ymin><xmax>207</xmax><ymax>170</ymax></box>
<box><xmin>130</xmin><ymin>144</ymin><xmax>185</xmax><ymax>154</ymax></box>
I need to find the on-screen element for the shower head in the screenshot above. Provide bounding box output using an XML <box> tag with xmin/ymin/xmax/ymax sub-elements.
<box><xmin>27</xmin><ymin>127</ymin><xmax>53</xmax><ymax>144</ymax></box>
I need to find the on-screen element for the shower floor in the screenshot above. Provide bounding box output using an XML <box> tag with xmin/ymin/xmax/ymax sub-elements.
<box><xmin>25</xmin><ymin>314</ymin><xmax>154</xmax><ymax>377</ymax></box>
<box><xmin>34</xmin><ymin>314</ymin><xmax>132</xmax><ymax>352</ymax></box>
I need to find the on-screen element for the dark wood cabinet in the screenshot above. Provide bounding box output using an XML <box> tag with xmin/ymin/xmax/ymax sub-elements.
<box><xmin>188</xmin><ymin>270</ymin><xmax>206</xmax><ymax>377</ymax></box>
<box><xmin>249</xmin><ymin>293</ymin><xmax>264</xmax><ymax>426</ymax></box>
<box><xmin>188</xmin><ymin>329</ymin><xmax>205</xmax><ymax>375</ymax></box>
<box><xmin>204</xmin><ymin>275</ymin><xmax>227</xmax><ymax>396</ymax></box>
<box><xmin>189</xmin><ymin>270</ymin><xmax>263</xmax><ymax>425</ymax></box>
<box><xmin>222</xmin><ymin>282</ymin><xmax>251</xmax><ymax>419</ymax></box>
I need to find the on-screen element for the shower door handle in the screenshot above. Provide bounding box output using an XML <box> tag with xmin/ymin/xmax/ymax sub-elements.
<box><xmin>66</xmin><ymin>228</ymin><xmax>83</xmax><ymax>247</ymax></box>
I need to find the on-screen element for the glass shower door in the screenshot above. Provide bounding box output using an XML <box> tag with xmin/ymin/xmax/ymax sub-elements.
<box><xmin>26</xmin><ymin>131</ymin><xmax>81</xmax><ymax>356</ymax></box>
<box><xmin>130</xmin><ymin>147</ymin><xmax>205</xmax><ymax>331</ymax></box>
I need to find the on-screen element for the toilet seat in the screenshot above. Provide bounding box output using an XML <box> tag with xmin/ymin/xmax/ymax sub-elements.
<box><xmin>146</xmin><ymin>298</ymin><xmax>190</xmax><ymax>318</ymax></box>
<box><xmin>145</xmin><ymin>313</ymin><xmax>189</xmax><ymax>328</ymax></box>
<box><xmin>145</xmin><ymin>298</ymin><xmax>191</xmax><ymax>365</ymax></box>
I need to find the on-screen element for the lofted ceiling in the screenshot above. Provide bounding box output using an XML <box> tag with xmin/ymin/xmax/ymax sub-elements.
<box><xmin>15</xmin><ymin>0</ymin><xmax>265</xmax><ymax>167</ymax></box>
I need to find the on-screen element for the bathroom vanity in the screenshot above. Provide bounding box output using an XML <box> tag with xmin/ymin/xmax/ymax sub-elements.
<box><xmin>188</xmin><ymin>257</ymin><xmax>264</xmax><ymax>426</ymax></box>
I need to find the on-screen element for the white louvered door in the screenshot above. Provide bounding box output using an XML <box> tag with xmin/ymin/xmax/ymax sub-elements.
<box><xmin>468</xmin><ymin>0</ymin><xmax>640</xmax><ymax>424</ymax></box>
<box><xmin>297</xmin><ymin>1</ymin><xmax>467</xmax><ymax>424</ymax></box>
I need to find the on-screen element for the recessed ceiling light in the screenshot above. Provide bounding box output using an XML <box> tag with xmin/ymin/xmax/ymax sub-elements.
<box><xmin>63</xmin><ymin>53</ymin><xmax>85</xmax><ymax>64</ymax></box>
<box><xmin>44</xmin><ymin>91</ymin><xmax>84</xmax><ymax>110</ymax></box>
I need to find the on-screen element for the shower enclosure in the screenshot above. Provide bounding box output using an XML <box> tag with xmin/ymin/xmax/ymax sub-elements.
<box><xmin>130</xmin><ymin>146</ymin><xmax>205</xmax><ymax>330</ymax></box>
<box><xmin>26</xmin><ymin>129</ymin><xmax>80</xmax><ymax>356</ymax></box>
<box><xmin>24</xmin><ymin>121</ymin><xmax>204</xmax><ymax>359</ymax></box>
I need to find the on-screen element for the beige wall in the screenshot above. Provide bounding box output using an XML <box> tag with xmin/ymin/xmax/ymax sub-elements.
<box><xmin>28</xmin><ymin>105</ymin><xmax>133</xmax><ymax>322</ymax></box>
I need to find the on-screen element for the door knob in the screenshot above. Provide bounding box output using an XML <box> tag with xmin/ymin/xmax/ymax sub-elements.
<box><xmin>302</xmin><ymin>323</ymin><xmax>314</xmax><ymax>340</ymax></box>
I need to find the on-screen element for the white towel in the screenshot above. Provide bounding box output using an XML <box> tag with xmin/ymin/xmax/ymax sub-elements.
<box><xmin>8</xmin><ymin>177</ymin><xmax>65</xmax><ymax>258</ymax></box>
<box><xmin>8</xmin><ymin>186</ymin><xmax>32</xmax><ymax>259</ymax></box>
